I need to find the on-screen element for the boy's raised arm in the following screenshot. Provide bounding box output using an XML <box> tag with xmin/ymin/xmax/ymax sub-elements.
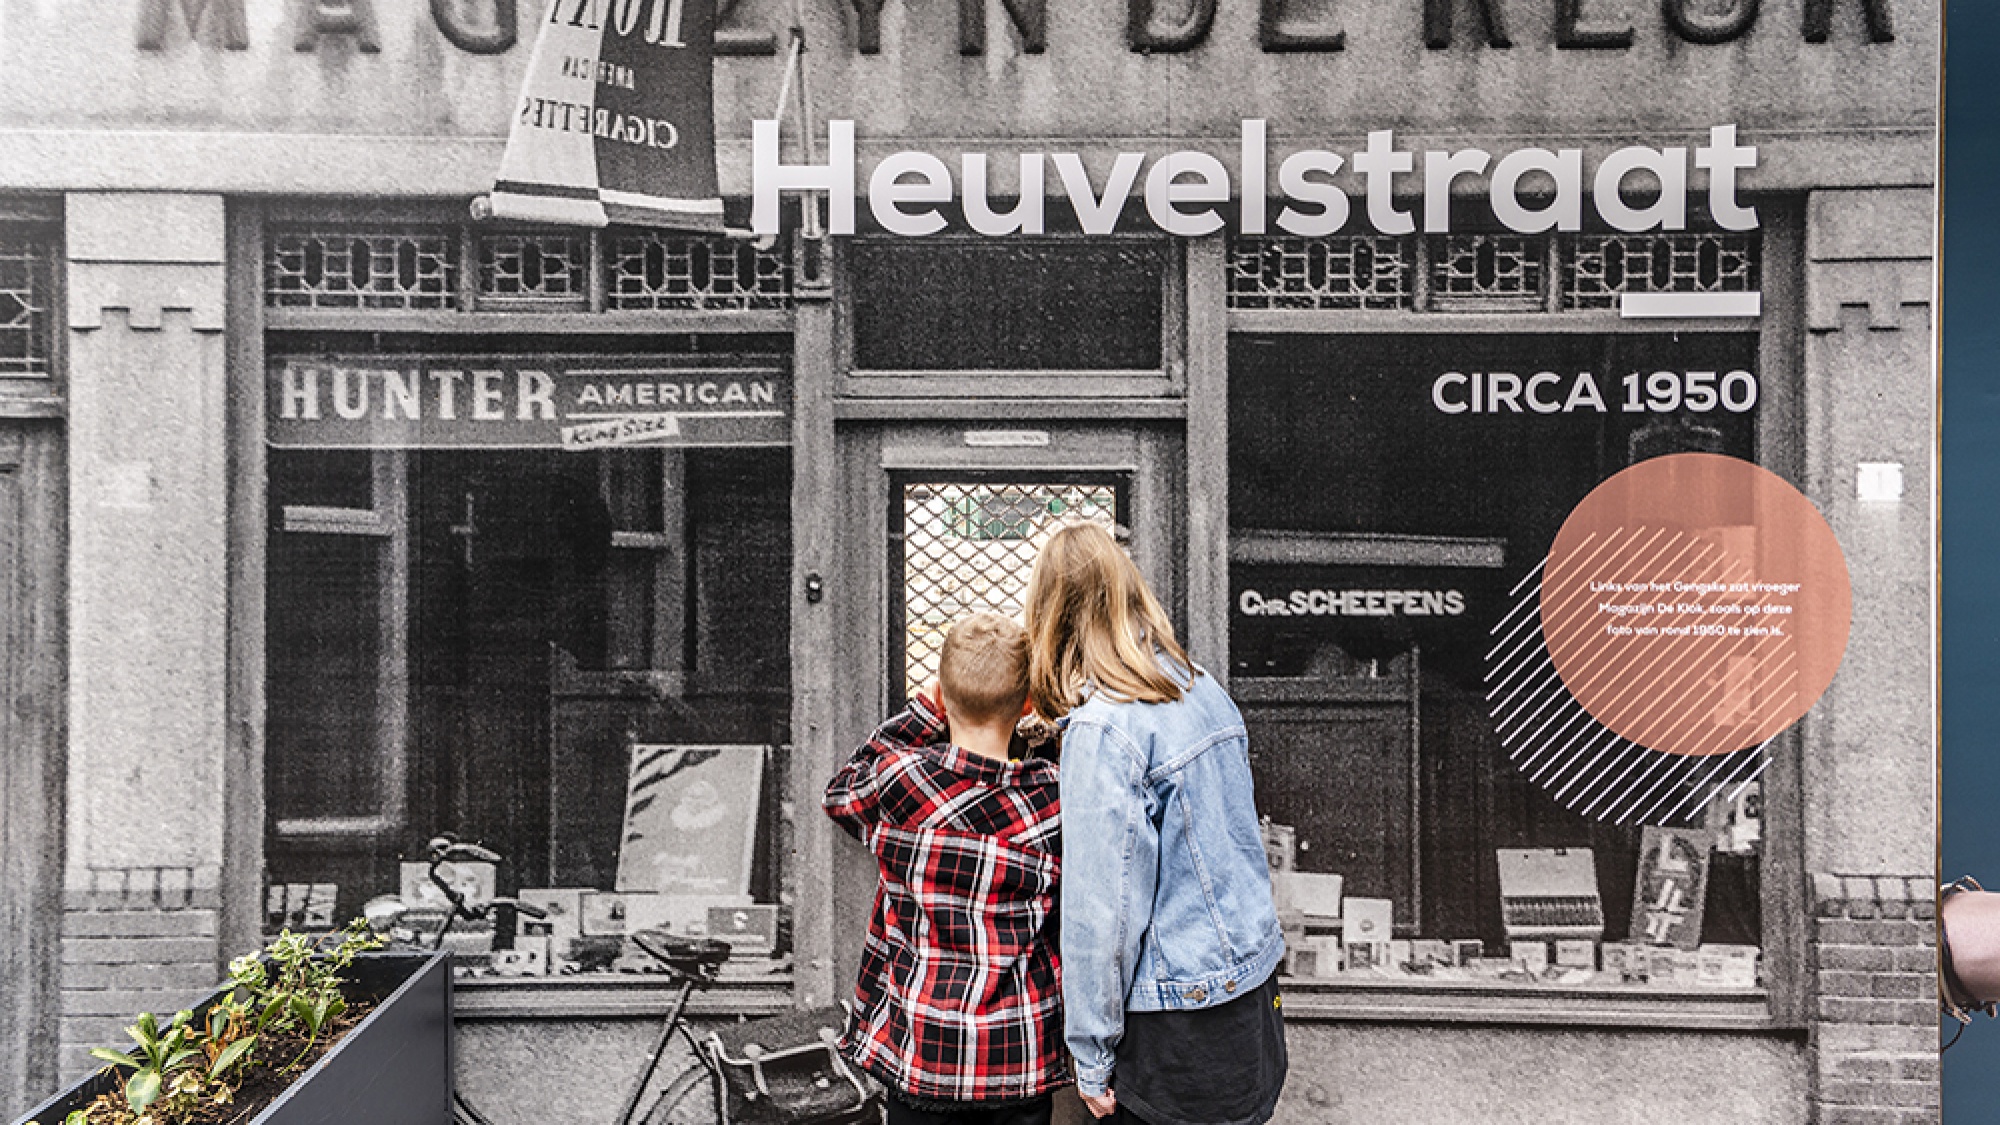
<box><xmin>822</xmin><ymin>696</ymin><xmax>948</xmax><ymax>839</ymax></box>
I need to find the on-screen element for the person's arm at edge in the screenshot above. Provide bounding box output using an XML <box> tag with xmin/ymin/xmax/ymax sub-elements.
<box><xmin>822</xmin><ymin>695</ymin><xmax>948</xmax><ymax>840</ymax></box>
<box><xmin>1059</xmin><ymin>716</ymin><xmax>1159</xmax><ymax>1105</ymax></box>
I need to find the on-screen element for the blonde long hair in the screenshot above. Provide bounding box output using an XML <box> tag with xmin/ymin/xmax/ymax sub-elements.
<box><xmin>1023</xmin><ymin>521</ymin><xmax>1192</xmax><ymax>720</ymax></box>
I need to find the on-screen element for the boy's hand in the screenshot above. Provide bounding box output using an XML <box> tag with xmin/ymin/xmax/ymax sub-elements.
<box><xmin>1016</xmin><ymin>712</ymin><xmax>1058</xmax><ymax>749</ymax></box>
<box><xmin>1080</xmin><ymin>1088</ymin><xmax>1116</xmax><ymax>1118</ymax></box>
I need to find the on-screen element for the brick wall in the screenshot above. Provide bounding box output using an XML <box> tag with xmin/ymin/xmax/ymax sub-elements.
<box><xmin>58</xmin><ymin>865</ymin><xmax>224</xmax><ymax>1080</ymax></box>
<box><xmin>1808</xmin><ymin>873</ymin><xmax>1939</xmax><ymax>1125</ymax></box>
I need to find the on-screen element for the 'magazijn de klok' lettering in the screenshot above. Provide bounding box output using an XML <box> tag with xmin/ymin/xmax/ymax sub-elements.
<box><xmin>137</xmin><ymin>0</ymin><xmax>1894</xmax><ymax>56</ymax></box>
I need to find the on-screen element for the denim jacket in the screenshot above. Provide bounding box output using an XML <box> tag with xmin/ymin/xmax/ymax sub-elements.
<box><xmin>1058</xmin><ymin>664</ymin><xmax>1284</xmax><ymax>1098</ymax></box>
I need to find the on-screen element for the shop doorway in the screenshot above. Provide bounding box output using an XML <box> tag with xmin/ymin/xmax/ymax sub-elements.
<box><xmin>822</xmin><ymin>423</ymin><xmax>1179</xmax><ymax>995</ymax></box>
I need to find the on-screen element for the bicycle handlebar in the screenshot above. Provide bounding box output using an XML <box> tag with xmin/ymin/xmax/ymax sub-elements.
<box><xmin>428</xmin><ymin>836</ymin><xmax>502</xmax><ymax>864</ymax></box>
<box><xmin>415</xmin><ymin>838</ymin><xmax>719</xmax><ymax>987</ymax></box>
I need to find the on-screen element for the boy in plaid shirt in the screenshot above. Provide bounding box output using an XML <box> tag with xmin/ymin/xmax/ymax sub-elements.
<box><xmin>824</xmin><ymin>611</ymin><xmax>1066</xmax><ymax>1125</ymax></box>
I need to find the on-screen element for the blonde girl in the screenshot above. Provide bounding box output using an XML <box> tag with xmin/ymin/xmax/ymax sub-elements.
<box><xmin>1024</xmin><ymin>522</ymin><xmax>1287</xmax><ymax>1125</ymax></box>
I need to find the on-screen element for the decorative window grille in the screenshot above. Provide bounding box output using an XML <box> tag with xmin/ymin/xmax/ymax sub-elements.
<box><xmin>1565</xmin><ymin>232</ymin><xmax>1761</xmax><ymax>310</ymax></box>
<box><xmin>607</xmin><ymin>231</ymin><xmax>791</xmax><ymax>311</ymax></box>
<box><xmin>477</xmin><ymin>231</ymin><xmax>590</xmax><ymax>304</ymax></box>
<box><xmin>267</xmin><ymin>228</ymin><xmax>458</xmax><ymax>310</ymax></box>
<box><xmin>0</xmin><ymin>231</ymin><xmax>51</xmax><ymax>375</ymax></box>
<box><xmin>1227</xmin><ymin>236</ymin><xmax>1411</xmax><ymax>310</ymax></box>
<box><xmin>1227</xmin><ymin>230</ymin><xmax>1765</xmax><ymax>317</ymax></box>
<box><xmin>897</xmin><ymin>480</ymin><xmax>1118</xmax><ymax>700</ymax></box>
<box><xmin>1427</xmin><ymin>233</ymin><xmax>1546</xmax><ymax>310</ymax></box>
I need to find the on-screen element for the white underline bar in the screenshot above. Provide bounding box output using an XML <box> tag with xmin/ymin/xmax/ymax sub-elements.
<box><xmin>1620</xmin><ymin>292</ymin><xmax>1763</xmax><ymax>318</ymax></box>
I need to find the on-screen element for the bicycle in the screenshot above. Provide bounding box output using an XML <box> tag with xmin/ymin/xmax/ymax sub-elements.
<box><xmin>370</xmin><ymin>836</ymin><xmax>881</xmax><ymax>1125</ymax></box>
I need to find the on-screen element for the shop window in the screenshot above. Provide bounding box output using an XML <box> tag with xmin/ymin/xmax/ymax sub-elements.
<box><xmin>849</xmin><ymin>241</ymin><xmax>1165</xmax><ymax>371</ymax></box>
<box><xmin>1565</xmin><ymin>232</ymin><xmax>1761</xmax><ymax>310</ymax></box>
<box><xmin>267</xmin><ymin>228</ymin><xmax>460</xmax><ymax>311</ymax></box>
<box><xmin>1228</xmin><ymin>332</ymin><xmax>1769</xmax><ymax>993</ymax></box>
<box><xmin>1224</xmin><ymin>230</ymin><xmax>1765</xmax><ymax>316</ymax></box>
<box><xmin>266</xmin><ymin>222</ymin><xmax>794</xmax><ymax>314</ymax></box>
<box><xmin>1227</xmin><ymin>235</ymin><xmax>1411</xmax><ymax>311</ymax></box>
<box><xmin>264</xmin><ymin>385</ymin><xmax>793</xmax><ymax>972</ymax></box>
<box><xmin>0</xmin><ymin>225</ymin><xmax>54</xmax><ymax>399</ymax></box>
<box><xmin>892</xmin><ymin>476</ymin><xmax>1122</xmax><ymax>701</ymax></box>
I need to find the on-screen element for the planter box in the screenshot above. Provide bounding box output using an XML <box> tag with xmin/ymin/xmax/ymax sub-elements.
<box><xmin>15</xmin><ymin>952</ymin><xmax>453</xmax><ymax>1125</ymax></box>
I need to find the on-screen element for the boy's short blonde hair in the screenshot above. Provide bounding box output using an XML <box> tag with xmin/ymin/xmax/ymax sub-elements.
<box><xmin>939</xmin><ymin>612</ymin><xmax>1031</xmax><ymax>727</ymax></box>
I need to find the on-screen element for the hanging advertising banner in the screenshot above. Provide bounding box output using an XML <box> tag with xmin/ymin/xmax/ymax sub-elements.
<box><xmin>488</xmin><ymin>0</ymin><xmax>725</xmax><ymax>231</ymax></box>
<box><xmin>267</xmin><ymin>356</ymin><xmax>791</xmax><ymax>450</ymax></box>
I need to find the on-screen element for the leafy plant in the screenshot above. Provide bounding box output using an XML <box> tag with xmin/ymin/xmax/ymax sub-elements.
<box><xmin>63</xmin><ymin>920</ymin><xmax>385</xmax><ymax>1125</ymax></box>
<box><xmin>84</xmin><ymin>1010</ymin><xmax>198</xmax><ymax>1114</ymax></box>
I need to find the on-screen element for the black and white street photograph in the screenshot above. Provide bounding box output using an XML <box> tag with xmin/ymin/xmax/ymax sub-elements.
<box><xmin>0</xmin><ymin>2</ymin><xmax>1940</xmax><ymax>1123</ymax></box>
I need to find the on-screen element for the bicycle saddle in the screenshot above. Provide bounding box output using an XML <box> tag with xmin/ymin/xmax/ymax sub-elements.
<box><xmin>630</xmin><ymin>928</ymin><xmax>732</xmax><ymax>981</ymax></box>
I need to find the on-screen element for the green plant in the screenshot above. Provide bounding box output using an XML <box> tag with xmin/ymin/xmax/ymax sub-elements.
<box><xmin>231</xmin><ymin>921</ymin><xmax>377</xmax><ymax>1069</ymax></box>
<box><xmin>65</xmin><ymin>920</ymin><xmax>385</xmax><ymax>1125</ymax></box>
<box><xmin>84</xmin><ymin>1010</ymin><xmax>197</xmax><ymax>1115</ymax></box>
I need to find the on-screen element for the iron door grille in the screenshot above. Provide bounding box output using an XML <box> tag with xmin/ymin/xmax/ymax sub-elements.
<box><xmin>890</xmin><ymin>474</ymin><xmax>1128</xmax><ymax>707</ymax></box>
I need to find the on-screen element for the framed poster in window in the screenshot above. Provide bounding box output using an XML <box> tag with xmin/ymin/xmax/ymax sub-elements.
<box><xmin>614</xmin><ymin>744</ymin><xmax>766</xmax><ymax>897</ymax></box>
<box><xmin>1630</xmin><ymin>826</ymin><xmax>1712</xmax><ymax>951</ymax></box>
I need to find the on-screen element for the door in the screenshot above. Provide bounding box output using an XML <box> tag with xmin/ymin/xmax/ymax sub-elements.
<box><xmin>407</xmin><ymin>450</ymin><xmax>587</xmax><ymax>892</ymax></box>
<box><xmin>821</xmin><ymin>421</ymin><xmax>1184</xmax><ymax>995</ymax></box>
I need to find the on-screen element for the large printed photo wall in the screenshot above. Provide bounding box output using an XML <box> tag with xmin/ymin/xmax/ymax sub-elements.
<box><xmin>0</xmin><ymin>2</ymin><xmax>1945</xmax><ymax>1122</ymax></box>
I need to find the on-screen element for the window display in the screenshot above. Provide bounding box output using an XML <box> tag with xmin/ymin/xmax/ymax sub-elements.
<box><xmin>1231</xmin><ymin>325</ymin><xmax>1770</xmax><ymax>992</ymax></box>
<box><xmin>263</xmin><ymin>347</ymin><xmax>793</xmax><ymax>980</ymax></box>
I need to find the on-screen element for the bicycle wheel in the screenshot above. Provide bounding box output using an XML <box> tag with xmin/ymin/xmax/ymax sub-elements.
<box><xmin>639</xmin><ymin>1062</ymin><xmax>716</xmax><ymax>1125</ymax></box>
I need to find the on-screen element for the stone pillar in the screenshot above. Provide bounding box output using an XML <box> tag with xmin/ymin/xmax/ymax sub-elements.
<box><xmin>1798</xmin><ymin>186</ymin><xmax>1937</xmax><ymax>1125</ymax></box>
<box><xmin>788</xmin><ymin>234</ymin><xmax>841</xmax><ymax>1009</ymax></box>
<box><xmin>58</xmin><ymin>193</ymin><xmax>231</xmax><ymax>1077</ymax></box>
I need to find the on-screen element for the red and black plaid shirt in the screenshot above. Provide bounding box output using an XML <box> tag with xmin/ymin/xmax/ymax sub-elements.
<box><xmin>823</xmin><ymin>699</ymin><xmax>1067</xmax><ymax>1105</ymax></box>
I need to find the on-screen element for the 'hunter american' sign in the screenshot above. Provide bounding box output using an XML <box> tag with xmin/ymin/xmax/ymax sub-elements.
<box><xmin>268</xmin><ymin>357</ymin><xmax>790</xmax><ymax>450</ymax></box>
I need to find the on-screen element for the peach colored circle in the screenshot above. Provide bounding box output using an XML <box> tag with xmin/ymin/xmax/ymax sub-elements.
<box><xmin>1540</xmin><ymin>453</ymin><xmax>1851</xmax><ymax>757</ymax></box>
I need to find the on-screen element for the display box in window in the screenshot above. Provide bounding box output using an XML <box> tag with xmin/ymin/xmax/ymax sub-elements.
<box><xmin>1342</xmin><ymin>896</ymin><xmax>1393</xmax><ymax>946</ymax></box>
<box><xmin>577</xmin><ymin>891</ymin><xmax>756</xmax><ymax>937</ymax></box>
<box><xmin>1410</xmin><ymin>940</ymin><xmax>1455</xmax><ymax>970</ymax></box>
<box><xmin>1497</xmin><ymin>848</ymin><xmax>1605</xmax><ymax>945</ymax></box>
<box><xmin>1344</xmin><ymin>942</ymin><xmax>1392</xmax><ymax>973</ymax></box>
<box><xmin>265</xmin><ymin>882</ymin><xmax>339</xmax><ymax>931</ymax></box>
<box><xmin>1602</xmin><ymin>941</ymin><xmax>1651</xmax><ymax>983</ymax></box>
<box><xmin>1697</xmin><ymin>944</ymin><xmax>1760</xmax><ymax>989</ymax></box>
<box><xmin>400</xmin><ymin>859</ymin><xmax>497</xmax><ymax>913</ymax></box>
<box><xmin>616</xmin><ymin>744</ymin><xmax>767</xmax><ymax>898</ymax></box>
<box><xmin>1554</xmin><ymin>939</ymin><xmax>1598</xmax><ymax>971</ymax></box>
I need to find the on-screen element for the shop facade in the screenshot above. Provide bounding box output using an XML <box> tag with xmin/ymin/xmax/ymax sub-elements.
<box><xmin>0</xmin><ymin>2</ymin><xmax>1939</xmax><ymax>1122</ymax></box>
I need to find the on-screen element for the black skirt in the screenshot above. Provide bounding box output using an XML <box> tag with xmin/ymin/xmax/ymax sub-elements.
<box><xmin>1111</xmin><ymin>970</ymin><xmax>1287</xmax><ymax>1125</ymax></box>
